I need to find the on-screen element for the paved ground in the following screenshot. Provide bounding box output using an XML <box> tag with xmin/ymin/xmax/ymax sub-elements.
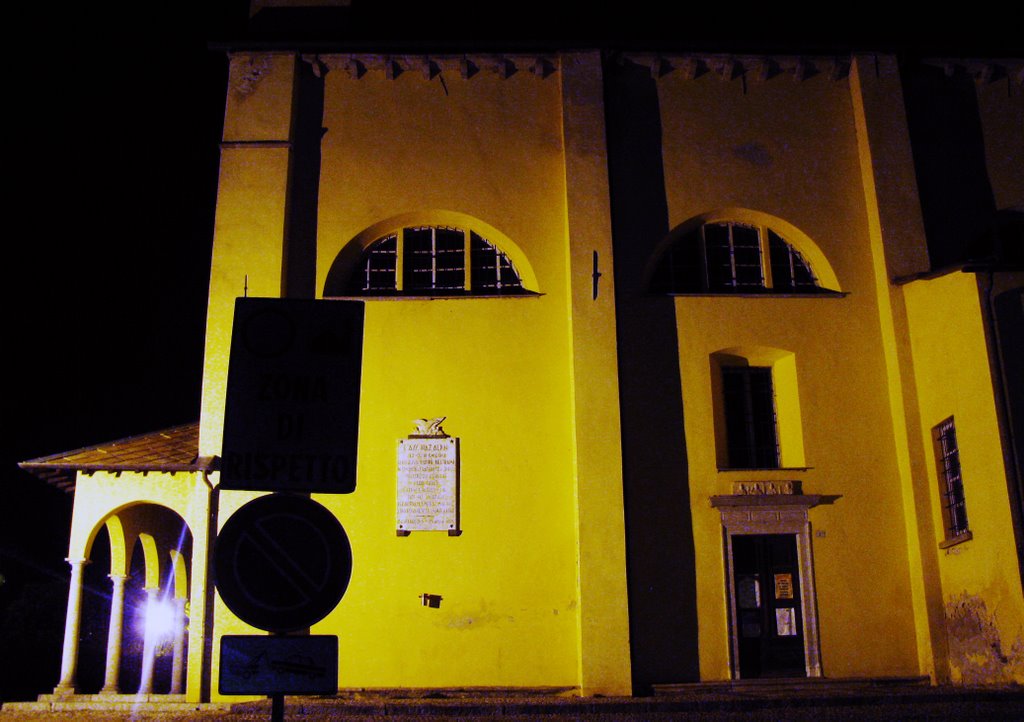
<box><xmin>3</xmin><ymin>681</ymin><xmax>1023</xmax><ymax>720</ymax></box>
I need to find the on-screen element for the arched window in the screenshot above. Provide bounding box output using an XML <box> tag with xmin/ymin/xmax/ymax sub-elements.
<box><xmin>349</xmin><ymin>226</ymin><xmax>527</xmax><ymax>296</ymax></box>
<box><xmin>651</xmin><ymin>221</ymin><xmax>832</xmax><ymax>294</ymax></box>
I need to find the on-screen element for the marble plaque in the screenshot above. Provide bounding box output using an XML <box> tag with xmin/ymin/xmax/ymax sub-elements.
<box><xmin>397</xmin><ymin>437</ymin><xmax>459</xmax><ymax>534</ymax></box>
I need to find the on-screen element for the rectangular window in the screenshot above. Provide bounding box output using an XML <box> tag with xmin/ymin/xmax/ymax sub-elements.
<box><xmin>934</xmin><ymin>417</ymin><xmax>970</xmax><ymax>543</ymax></box>
<box><xmin>722</xmin><ymin>367</ymin><xmax>780</xmax><ymax>469</ymax></box>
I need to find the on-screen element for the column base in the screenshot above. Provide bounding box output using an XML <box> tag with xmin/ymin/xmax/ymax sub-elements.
<box><xmin>52</xmin><ymin>684</ymin><xmax>77</xmax><ymax>697</ymax></box>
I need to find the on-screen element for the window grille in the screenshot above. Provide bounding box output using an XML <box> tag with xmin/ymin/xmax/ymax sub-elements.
<box><xmin>705</xmin><ymin>222</ymin><xmax>764</xmax><ymax>290</ymax></box>
<box><xmin>651</xmin><ymin>221</ymin><xmax>827</xmax><ymax>294</ymax></box>
<box><xmin>404</xmin><ymin>226</ymin><xmax>465</xmax><ymax>292</ymax></box>
<box><xmin>358</xmin><ymin>234</ymin><xmax>398</xmax><ymax>293</ymax></box>
<box><xmin>767</xmin><ymin>229</ymin><xmax>818</xmax><ymax>290</ymax></box>
<box><xmin>722</xmin><ymin>366</ymin><xmax>780</xmax><ymax>469</ymax></box>
<box><xmin>934</xmin><ymin>417</ymin><xmax>969</xmax><ymax>539</ymax></box>
<box><xmin>350</xmin><ymin>226</ymin><xmax>524</xmax><ymax>296</ymax></box>
<box><xmin>470</xmin><ymin>232</ymin><xmax>522</xmax><ymax>292</ymax></box>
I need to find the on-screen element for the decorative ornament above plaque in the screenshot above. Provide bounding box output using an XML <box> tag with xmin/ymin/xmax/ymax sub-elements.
<box><xmin>397</xmin><ymin>418</ymin><xmax>461</xmax><ymax>536</ymax></box>
<box><xmin>412</xmin><ymin>417</ymin><xmax>447</xmax><ymax>437</ymax></box>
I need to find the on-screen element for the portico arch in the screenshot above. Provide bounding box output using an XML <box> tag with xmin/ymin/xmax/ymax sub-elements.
<box><xmin>68</xmin><ymin>503</ymin><xmax>193</xmax><ymax>697</ymax></box>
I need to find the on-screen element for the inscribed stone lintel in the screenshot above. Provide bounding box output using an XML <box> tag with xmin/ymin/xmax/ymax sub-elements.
<box><xmin>732</xmin><ymin>480</ymin><xmax>800</xmax><ymax>496</ymax></box>
<box><xmin>396</xmin><ymin>434</ymin><xmax>460</xmax><ymax>536</ymax></box>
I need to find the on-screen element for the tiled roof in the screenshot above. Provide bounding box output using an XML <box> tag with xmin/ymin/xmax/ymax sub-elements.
<box><xmin>18</xmin><ymin>422</ymin><xmax>211</xmax><ymax>492</ymax></box>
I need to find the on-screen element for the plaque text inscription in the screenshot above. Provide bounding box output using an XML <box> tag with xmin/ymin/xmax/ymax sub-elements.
<box><xmin>397</xmin><ymin>436</ymin><xmax>459</xmax><ymax>534</ymax></box>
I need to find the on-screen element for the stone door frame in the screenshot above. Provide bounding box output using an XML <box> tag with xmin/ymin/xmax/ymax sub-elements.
<box><xmin>711</xmin><ymin>493</ymin><xmax>824</xmax><ymax>679</ymax></box>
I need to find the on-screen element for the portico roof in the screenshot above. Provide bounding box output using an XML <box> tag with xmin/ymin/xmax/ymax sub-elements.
<box><xmin>18</xmin><ymin>422</ymin><xmax>211</xmax><ymax>492</ymax></box>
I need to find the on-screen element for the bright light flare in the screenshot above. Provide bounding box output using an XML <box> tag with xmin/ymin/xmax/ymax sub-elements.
<box><xmin>139</xmin><ymin>598</ymin><xmax>177</xmax><ymax>641</ymax></box>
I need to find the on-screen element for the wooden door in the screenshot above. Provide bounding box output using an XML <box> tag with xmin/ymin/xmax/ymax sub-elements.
<box><xmin>732</xmin><ymin>533</ymin><xmax>806</xmax><ymax>678</ymax></box>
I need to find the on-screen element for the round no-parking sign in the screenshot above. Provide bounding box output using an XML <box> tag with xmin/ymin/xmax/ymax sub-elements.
<box><xmin>214</xmin><ymin>494</ymin><xmax>352</xmax><ymax>633</ymax></box>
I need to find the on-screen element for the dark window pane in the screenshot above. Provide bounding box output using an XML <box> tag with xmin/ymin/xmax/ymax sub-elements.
<box><xmin>652</xmin><ymin>222</ymin><xmax>832</xmax><ymax>295</ymax></box>
<box><xmin>651</xmin><ymin>229</ymin><xmax>703</xmax><ymax>292</ymax></box>
<box><xmin>722</xmin><ymin>366</ymin><xmax>780</xmax><ymax>469</ymax></box>
<box><xmin>704</xmin><ymin>223</ymin><xmax>730</xmax><ymax>246</ymax></box>
<box><xmin>935</xmin><ymin>417</ymin><xmax>969</xmax><ymax>537</ymax></box>
<box><xmin>705</xmin><ymin>224</ymin><xmax>735</xmax><ymax>290</ymax></box>
<box><xmin>403</xmin><ymin>227</ymin><xmax>435</xmax><ymax>291</ymax></box>
<box><xmin>351</xmin><ymin>224</ymin><xmax>527</xmax><ymax>296</ymax></box>
<box><xmin>674</xmin><ymin>230</ymin><xmax>705</xmax><ymax>291</ymax></box>
<box><xmin>768</xmin><ymin>229</ymin><xmax>819</xmax><ymax>291</ymax></box>
<box><xmin>470</xmin><ymin>231</ymin><xmax>523</xmax><ymax>293</ymax></box>
<box><xmin>731</xmin><ymin>225</ymin><xmax>764</xmax><ymax>289</ymax></box>
<box><xmin>434</xmin><ymin>227</ymin><xmax>466</xmax><ymax>291</ymax></box>
<box><xmin>703</xmin><ymin>222</ymin><xmax>765</xmax><ymax>291</ymax></box>
<box><xmin>731</xmin><ymin>225</ymin><xmax>760</xmax><ymax>247</ymax></box>
<box><xmin>351</xmin><ymin>234</ymin><xmax>397</xmax><ymax>293</ymax></box>
<box><xmin>403</xmin><ymin>226</ymin><xmax>466</xmax><ymax>292</ymax></box>
<box><xmin>791</xmin><ymin>252</ymin><xmax>817</xmax><ymax>288</ymax></box>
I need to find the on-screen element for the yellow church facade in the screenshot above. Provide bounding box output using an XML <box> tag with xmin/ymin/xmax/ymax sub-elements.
<box><xmin>21</xmin><ymin>47</ymin><xmax>1024</xmax><ymax>703</ymax></box>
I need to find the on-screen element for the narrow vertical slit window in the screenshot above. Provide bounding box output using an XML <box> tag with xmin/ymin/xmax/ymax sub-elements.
<box><xmin>934</xmin><ymin>417</ymin><xmax>970</xmax><ymax>542</ymax></box>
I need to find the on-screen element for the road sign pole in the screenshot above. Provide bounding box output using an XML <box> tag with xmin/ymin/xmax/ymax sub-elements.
<box><xmin>271</xmin><ymin>692</ymin><xmax>284</xmax><ymax>722</ymax></box>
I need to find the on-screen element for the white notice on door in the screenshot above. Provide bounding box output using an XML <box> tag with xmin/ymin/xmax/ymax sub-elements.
<box><xmin>775</xmin><ymin>607</ymin><xmax>797</xmax><ymax>636</ymax></box>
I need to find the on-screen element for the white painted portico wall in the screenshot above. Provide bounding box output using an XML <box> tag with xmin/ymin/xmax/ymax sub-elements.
<box><xmin>67</xmin><ymin>470</ymin><xmax>214</xmax><ymax>703</ymax></box>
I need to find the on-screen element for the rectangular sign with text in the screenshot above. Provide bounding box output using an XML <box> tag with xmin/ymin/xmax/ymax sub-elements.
<box><xmin>220</xmin><ymin>298</ymin><xmax>364</xmax><ymax>493</ymax></box>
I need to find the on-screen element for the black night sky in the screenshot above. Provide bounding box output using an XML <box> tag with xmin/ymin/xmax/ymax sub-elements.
<box><xmin>3</xmin><ymin>2</ymin><xmax>246</xmax><ymax>698</ymax></box>
<box><xmin>2</xmin><ymin>0</ymin><xmax>1020</xmax><ymax>701</ymax></box>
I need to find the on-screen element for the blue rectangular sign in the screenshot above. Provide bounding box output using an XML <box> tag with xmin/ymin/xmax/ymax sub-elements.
<box><xmin>220</xmin><ymin>635</ymin><xmax>338</xmax><ymax>695</ymax></box>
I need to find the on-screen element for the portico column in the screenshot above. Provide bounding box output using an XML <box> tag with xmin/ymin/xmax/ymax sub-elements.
<box><xmin>54</xmin><ymin>558</ymin><xmax>88</xmax><ymax>695</ymax></box>
<box><xmin>100</xmin><ymin>574</ymin><xmax>128</xmax><ymax>694</ymax></box>
<box><xmin>137</xmin><ymin>587</ymin><xmax>159</xmax><ymax>695</ymax></box>
<box><xmin>170</xmin><ymin>597</ymin><xmax>186</xmax><ymax>694</ymax></box>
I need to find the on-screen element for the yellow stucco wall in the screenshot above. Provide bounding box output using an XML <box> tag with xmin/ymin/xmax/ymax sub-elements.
<box><xmin>197</xmin><ymin>52</ymin><xmax>631</xmax><ymax>698</ymax></box>
<box><xmin>560</xmin><ymin>51</ymin><xmax>632</xmax><ymax>694</ymax></box>
<box><xmin>657</xmin><ymin>68</ymin><xmax>920</xmax><ymax>679</ymax></box>
<box><xmin>178</xmin><ymin>49</ymin><xmax>1022</xmax><ymax>699</ymax></box>
<box><xmin>904</xmin><ymin>271</ymin><xmax>1024</xmax><ymax>683</ymax></box>
<box><xmin>200</xmin><ymin>54</ymin><xmax>295</xmax><ymax>456</ymax></box>
<box><xmin>313</xmin><ymin>57</ymin><xmax>581</xmax><ymax>691</ymax></box>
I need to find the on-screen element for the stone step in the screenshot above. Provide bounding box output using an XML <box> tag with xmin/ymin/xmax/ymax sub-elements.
<box><xmin>5</xmin><ymin>694</ymin><xmax>230</xmax><ymax>714</ymax></box>
<box><xmin>653</xmin><ymin>675</ymin><xmax>932</xmax><ymax>696</ymax></box>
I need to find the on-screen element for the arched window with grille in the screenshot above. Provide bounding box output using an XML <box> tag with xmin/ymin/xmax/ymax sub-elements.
<box><xmin>348</xmin><ymin>225</ymin><xmax>529</xmax><ymax>296</ymax></box>
<box><xmin>651</xmin><ymin>219</ymin><xmax>838</xmax><ymax>295</ymax></box>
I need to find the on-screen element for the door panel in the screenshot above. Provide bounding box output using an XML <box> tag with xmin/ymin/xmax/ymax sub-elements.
<box><xmin>732</xmin><ymin>533</ymin><xmax>805</xmax><ymax>678</ymax></box>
